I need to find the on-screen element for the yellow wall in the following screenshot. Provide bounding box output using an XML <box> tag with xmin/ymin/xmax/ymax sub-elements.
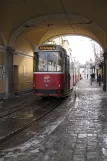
<box><xmin>0</xmin><ymin>51</ymin><xmax>5</xmax><ymax>93</ymax></box>
<box><xmin>14</xmin><ymin>36</ymin><xmax>33</xmax><ymax>56</ymax></box>
<box><xmin>14</xmin><ymin>36</ymin><xmax>34</xmax><ymax>92</ymax></box>
<box><xmin>13</xmin><ymin>54</ymin><xmax>33</xmax><ymax>91</ymax></box>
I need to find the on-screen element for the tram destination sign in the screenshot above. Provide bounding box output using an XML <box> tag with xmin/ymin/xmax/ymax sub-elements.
<box><xmin>39</xmin><ymin>45</ymin><xmax>56</xmax><ymax>50</ymax></box>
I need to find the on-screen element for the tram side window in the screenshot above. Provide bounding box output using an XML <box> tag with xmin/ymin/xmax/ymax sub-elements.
<box><xmin>67</xmin><ymin>56</ymin><xmax>70</xmax><ymax>73</ymax></box>
<box><xmin>33</xmin><ymin>52</ymin><xmax>39</xmax><ymax>72</ymax></box>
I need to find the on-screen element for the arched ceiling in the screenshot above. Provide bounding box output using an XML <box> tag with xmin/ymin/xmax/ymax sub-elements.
<box><xmin>0</xmin><ymin>0</ymin><xmax>107</xmax><ymax>50</ymax></box>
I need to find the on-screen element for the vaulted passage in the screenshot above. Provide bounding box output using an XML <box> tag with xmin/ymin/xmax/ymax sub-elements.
<box><xmin>1</xmin><ymin>1</ymin><xmax>107</xmax><ymax>160</ymax></box>
<box><xmin>0</xmin><ymin>0</ymin><xmax>107</xmax><ymax>97</ymax></box>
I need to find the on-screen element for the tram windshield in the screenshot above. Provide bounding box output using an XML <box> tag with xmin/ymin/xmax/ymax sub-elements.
<box><xmin>34</xmin><ymin>51</ymin><xmax>63</xmax><ymax>72</ymax></box>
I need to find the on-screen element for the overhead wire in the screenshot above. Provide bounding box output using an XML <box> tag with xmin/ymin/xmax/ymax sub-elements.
<box><xmin>59</xmin><ymin>0</ymin><xmax>76</xmax><ymax>34</ymax></box>
<box><xmin>59</xmin><ymin>0</ymin><xmax>92</xmax><ymax>41</ymax></box>
<box><xmin>59</xmin><ymin>0</ymin><xmax>96</xmax><ymax>65</ymax></box>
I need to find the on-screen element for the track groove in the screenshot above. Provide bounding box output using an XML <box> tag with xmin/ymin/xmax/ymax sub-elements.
<box><xmin>0</xmin><ymin>99</ymin><xmax>63</xmax><ymax>144</ymax></box>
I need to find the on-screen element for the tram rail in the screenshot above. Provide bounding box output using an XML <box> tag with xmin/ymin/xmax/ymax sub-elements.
<box><xmin>0</xmin><ymin>97</ymin><xmax>50</xmax><ymax>119</ymax></box>
<box><xmin>0</xmin><ymin>98</ymin><xmax>64</xmax><ymax>144</ymax></box>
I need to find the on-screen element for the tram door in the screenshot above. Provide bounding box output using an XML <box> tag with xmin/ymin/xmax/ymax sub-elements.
<box><xmin>65</xmin><ymin>55</ymin><xmax>70</xmax><ymax>91</ymax></box>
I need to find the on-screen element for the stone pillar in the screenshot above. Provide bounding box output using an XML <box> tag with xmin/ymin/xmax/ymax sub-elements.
<box><xmin>5</xmin><ymin>46</ymin><xmax>15</xmax><ymax>98</ymax></box>
<box><xmin>103</xmin><ymin>52</ymin><xmax>107</xmax><ymax>91</ymax></box>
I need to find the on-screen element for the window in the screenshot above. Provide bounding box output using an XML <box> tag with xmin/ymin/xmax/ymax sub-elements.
<box><xmin>33</xmin><ymin>51</ymin><xmax>63</xmax><ymax>72</ymax></box>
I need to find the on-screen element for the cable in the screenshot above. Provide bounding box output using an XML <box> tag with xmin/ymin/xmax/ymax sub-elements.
<box><xmin>59</xmin><ymin>0</ymin><xmax>76</xmax><ymax>33</ymax></box>
<box><xmin>59</xmin><ymin>0</ymin><xmax>92</xmax><ymax>34</ymax></box>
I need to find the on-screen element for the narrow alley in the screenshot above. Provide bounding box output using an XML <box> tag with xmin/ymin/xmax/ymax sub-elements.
<box><xmin>0</xmin><ymin>80</ymin><xmax>107</xmax><ymax>161</ymax></box>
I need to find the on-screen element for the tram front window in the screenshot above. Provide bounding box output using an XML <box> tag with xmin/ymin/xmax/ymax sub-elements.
<box><xmin>34</xmin><ymin>51</ymin><xmax>63</xmax><ymax>72</ymax></box>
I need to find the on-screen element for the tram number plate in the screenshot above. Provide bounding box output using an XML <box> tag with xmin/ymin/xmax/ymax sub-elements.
<box><xmin>44</xmin><ymin>80</ymin><xmax>50</xmax><ymax>82</ymax></box>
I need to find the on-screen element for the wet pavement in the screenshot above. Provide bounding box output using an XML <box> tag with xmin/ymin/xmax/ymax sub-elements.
<box><xmin>0</xmin><ymin>93</ymin><xmax>34</xmax><ymax>109</ymax></box>
<box><xmin>0</xmin><ymin>97</ymin><xmax>59</xmax><ymax>141</ymax></box>
<box><xmin>0</xmin><ymin>80</ymin><xmax>107</xmax><ymax>161</ymax></box>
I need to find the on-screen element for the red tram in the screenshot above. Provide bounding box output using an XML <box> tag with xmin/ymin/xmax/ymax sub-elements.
<box><xmin>33</xmin><ymin>44</ymin><xmax>74</xmax><ymax>97</ymax></box>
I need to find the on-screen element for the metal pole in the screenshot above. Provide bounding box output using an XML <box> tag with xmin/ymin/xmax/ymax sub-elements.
<box><xmin>90</xmin><ymin>60</ymin><xmax>92</xmax><ymax>85</ymax></box>
<box><xmin>90</xmin><ymin>76</ymin><xmax>92</xmax><ymax>85</ymax></box>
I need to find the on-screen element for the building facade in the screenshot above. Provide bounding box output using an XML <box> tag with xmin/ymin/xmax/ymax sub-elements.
<box><xmin>45</xmin><ymin>37</ymin><xmax>72</xmax><ymax>56</ymax></box>
<box><xmin>92</xmin><ymin>42</ymin><xmax>103</xmax><ymax>83</ymax></box>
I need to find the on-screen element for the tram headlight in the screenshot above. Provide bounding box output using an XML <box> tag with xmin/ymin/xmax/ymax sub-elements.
<box><xmin>59</xmin><ymin>84</ymin><xmax>60</xmax><ymax>87</ymax></box>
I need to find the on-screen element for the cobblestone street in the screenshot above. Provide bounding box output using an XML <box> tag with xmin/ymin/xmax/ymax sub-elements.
<box><xmin>0</xmin><ymin>80</ymin><xmax>107</xmax><ymax>161</ymax></box>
